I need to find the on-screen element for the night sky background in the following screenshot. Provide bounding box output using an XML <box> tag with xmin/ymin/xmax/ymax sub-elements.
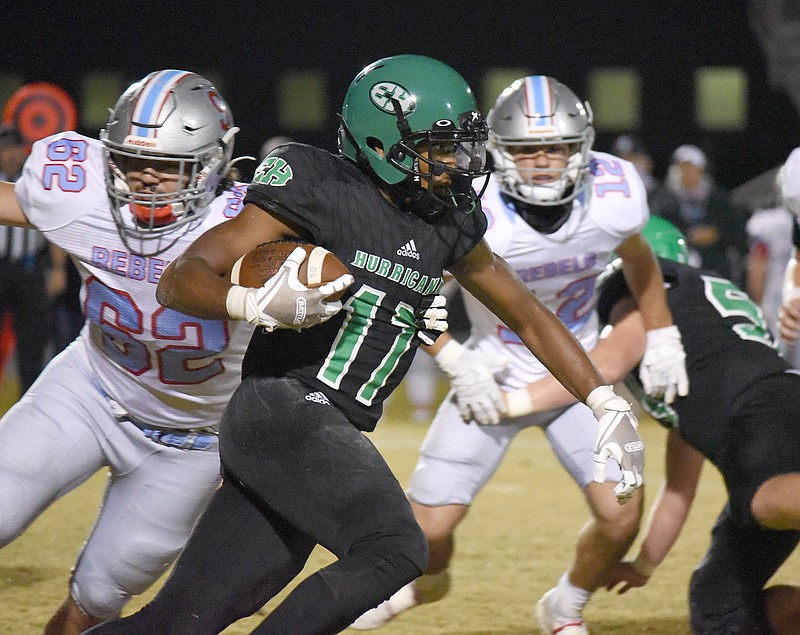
<box><xmin>3</xmin><ymin>1</ymin><xmax>798</xmax><ymax>192</ymax></box>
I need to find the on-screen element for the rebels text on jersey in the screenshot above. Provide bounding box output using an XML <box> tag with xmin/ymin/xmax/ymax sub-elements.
<box><xmin>14</xmin><ymin>132</ymin><xmax>252</xmax><ymax>430</ymax></box>
<box><xmin>242</xmin><ymin>143</ymin><xmax>487</xmax><ymax>431</ymax></box>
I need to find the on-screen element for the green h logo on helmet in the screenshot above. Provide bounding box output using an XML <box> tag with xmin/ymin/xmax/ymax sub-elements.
<box><xmin>370</xmin><ymin>82</ymin><xmax>415</xmax><ymax>115</ymax></box>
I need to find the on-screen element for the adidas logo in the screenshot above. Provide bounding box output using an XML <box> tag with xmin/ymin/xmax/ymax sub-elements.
<box><xmin>396</xmin><ymin>239</ymin><xmax>420</xmax><ymax>260</ymax></box>
<box><xmin>304</xmin><ymin>391</ymin><xmax>331</xmax><ymax>405</ymax></box>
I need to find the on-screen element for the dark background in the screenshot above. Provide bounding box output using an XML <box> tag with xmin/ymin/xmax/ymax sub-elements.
<box><xmin>3</xmin><ymin>1</ymin><xmax>798</xmax><ymax>190</ymax></box>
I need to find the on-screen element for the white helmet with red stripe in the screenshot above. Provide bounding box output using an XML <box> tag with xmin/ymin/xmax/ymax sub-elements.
<box><xmin>487</xmin><ymin>75</ymin><xmax>594</xmax><ymax>206</ymax></box>
<box><xmin>100</xmin><ymin>69</ymin><xmax>238</xmax><ymax>242</ymax></box>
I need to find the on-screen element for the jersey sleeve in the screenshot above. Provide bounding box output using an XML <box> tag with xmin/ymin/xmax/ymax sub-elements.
<box><xmin>243</xmin><ymin>143</ymin><xmax>336</xmax><ymax>241</ymax></box>
<box><xmin>587</xmin><ymin>152</ymin><xmax>649</xmax><ymax>238</ymax></box>
<box><xmin>15</xmin><ymin>132</ymin><xmax>107</xmax><ymax>231</ymax></box>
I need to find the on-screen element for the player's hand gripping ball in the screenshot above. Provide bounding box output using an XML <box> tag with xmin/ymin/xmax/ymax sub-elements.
<box><xmin>225</xmin><ymin>239</ymin><xmax>353</xmax><ymax>331</ymax></box>
<box><xmin>229</xmin><ymin>240</ymin><xmax>350</xmax><ymax>301</ymax></box>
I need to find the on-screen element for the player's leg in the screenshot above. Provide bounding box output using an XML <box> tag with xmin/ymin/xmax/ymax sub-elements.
<box><xmin>84</xmin><ymin>476</ymin><xmax>315</xmax><ymax>635</ymax></box>
<box><xmin>536</xmin><ymin>403</ymin><xmax>642</xmax><ymax>635</ymax></box>
<box><xmin>351</xmin><ymin>397</ymin><xmax>536</xmax><ymax>629</ymax></box>
<box><xmin>692</xmin><ymin>373</ymin><xmax>800</xmax><ymax>634</ymax></box>
<box><xmin>689</xmin><ymin>503</ymin><xmax>800</xmax><ymax>634</ymax></box>
<box><xmin>215</xmin><ymin>376</ymin><xmax>427</xmax><ymax>634</ymax></box>
<box><xmin>49</xmin><ymin>429</ymin><xmax>222</xmax><ymax>633</ymax></box>
<box><xmin>0</xmin><ymin>344</ymin><xmax>106</xmax><ymax>547</ymax></box>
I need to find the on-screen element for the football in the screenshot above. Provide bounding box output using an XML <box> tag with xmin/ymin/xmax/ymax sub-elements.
<box><xmin>229</xmin><ymin>240</ymin><xmax>350</xmax><ymax>300</ymax></box>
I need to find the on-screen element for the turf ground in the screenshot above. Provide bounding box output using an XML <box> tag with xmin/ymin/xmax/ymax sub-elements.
<box><xmin>1</xmin><ymin>374</ymin><xmax>798</xmax><ymax>634</ymax></box>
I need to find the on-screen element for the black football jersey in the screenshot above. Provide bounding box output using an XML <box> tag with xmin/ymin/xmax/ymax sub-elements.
<box><xmin>598</xmin><ymin>258</ymin><xmax>789</xmax><ymax>458</ymax></box>
<box><xmin>241</xmin><ymin>143</ymin><xmax>487</xmax><ymax>431</ymax></box>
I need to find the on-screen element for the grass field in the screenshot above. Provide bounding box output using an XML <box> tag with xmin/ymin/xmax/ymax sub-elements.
<box><xmin>1</xmin><ymin>374</ymin><xmax>799</xmax><ymax>634</ymax></box>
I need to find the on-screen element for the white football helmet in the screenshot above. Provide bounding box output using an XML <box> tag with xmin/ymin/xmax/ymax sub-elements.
<box><xmin>487</xmin><ymin>75</ymin><xmax>594</xmax><ymax>206</ymax></box>
<box><xmin>100</xmin><ymin>70</ymin><xmax>238</xmax><ymax>242</ymax></box>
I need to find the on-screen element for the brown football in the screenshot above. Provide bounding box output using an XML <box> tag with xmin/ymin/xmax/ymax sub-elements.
<box><xmin>229</xmin><ymin>240</ymin><xmax>350</xmax><ymax>300</ymax></box>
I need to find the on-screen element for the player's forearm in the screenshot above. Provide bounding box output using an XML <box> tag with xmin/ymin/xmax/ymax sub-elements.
<box><xmin>157</xmin><ymin>255</ymin><xmax>233</xmax><ymax>320</ymax></box>
<box><xmin>505</xmin><ymin>301</ymin><xmax>645</xmax><ymax>416</ymax></box>
<box><xmin>515</xmin><ymin>309</ymin><xmax>603</xmax><ymax>403</ymax></box>
<box><xmin>635</xmin><ymin>431</ymin><xmax>703</xmax><ymax>569</ymax></box>
<box><xmin>0</xmin><ymin>181</ymin><xmax>34</xmax><ymax>227</ymax></box>
<box><xmin>508</xmin><ymin>334</ymin><xmax>636</xmax><ymax>413</ymax></box>
<box><xmin>635</xmin><ymin>483</ymin><xmax>693</xmax><ymax>568</ymax></box>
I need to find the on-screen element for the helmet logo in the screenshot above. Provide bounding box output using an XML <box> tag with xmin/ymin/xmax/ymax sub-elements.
<box><xmin>369</xmin><ymin>82</ymin><xmax>414</xmax><ymax>114</ymax></box>
<box><xmin>253</xmin><ymin>156</ymin><xmax>293</xmax><ymax>187</ymax></box>
<box><xmin>123</xmin><ymin>135</ymin><xmax>159</xmax><ymax>149</ymax></box>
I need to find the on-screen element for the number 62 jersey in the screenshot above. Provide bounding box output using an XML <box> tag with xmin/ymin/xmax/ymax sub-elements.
<box><xmin>14</xmin><ymin>132</ymin><xmax>253</xmax><ymax>430</ymax></box>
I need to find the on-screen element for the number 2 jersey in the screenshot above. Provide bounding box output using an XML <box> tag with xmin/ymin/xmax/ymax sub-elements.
<box><xmin>14</xmin><ymin>132</ymin><xmax>254</xmax><ymax>430</ymax></box>
<box><xmin>463</xmin><ymin>151</ymin><xmax>649</xmax><ymax>389</ymax></box>
<box><xmin>242</xmin><ymin>143</ymin><xmax>487</xmax><ymax>431</ymax></box>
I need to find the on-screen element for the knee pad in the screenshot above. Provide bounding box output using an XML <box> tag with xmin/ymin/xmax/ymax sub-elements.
<box><xmin>71</xmin><ymin>575</ymin><xmax>128</xmax><ymax>621</ymax></box>
<box><xmin>72</xmin><ymin>538</ymin><xmax>180</xmax><ymax>620</ymax></box>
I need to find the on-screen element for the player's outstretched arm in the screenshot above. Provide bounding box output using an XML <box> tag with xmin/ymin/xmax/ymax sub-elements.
<box><xmin>0</xmin><ymin>181</ymin><xmax>35</xmax><ymax>227</ymax></box>
<box><xmin>617</xmin><ymin>234</ymin><xmax>688</xmax><ymax>403</ymax></box>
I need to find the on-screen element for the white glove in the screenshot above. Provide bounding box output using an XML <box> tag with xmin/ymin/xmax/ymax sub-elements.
<box><xmin>639</xmin><ymin>325</ymin><xmax>689</xmax><ymax>404</ymax></box>
<box><xmin>435</xmin><ymin>339</ymin><xmax>509</xmax><ymax>425</ymax></box>
<box><xmin>225</xmin><ymin>246</ymin><xmax>353</xmax><ymax>330</ymax></box>
<box><xmin>586</xmin><ymin>385</ymin><xmax>644</xmax><ymax>503</ymax></box>
<box><xmin>415</xmin><ymin>294</ymin><xmax>448</xmax><ymax>346</ymax></box>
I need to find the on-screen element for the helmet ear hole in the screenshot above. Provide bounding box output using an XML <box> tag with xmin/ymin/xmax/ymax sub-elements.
<box><xmin>366</xmin><ymin>137</ymin><xmax>384</xmax><ymax>154</ymax></box>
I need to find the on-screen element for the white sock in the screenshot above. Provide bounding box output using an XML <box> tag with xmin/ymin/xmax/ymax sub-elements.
<box><xmin>552</xmin><ymin>572</ymin><xmax>591</xmax><ymax>618</ymax></box>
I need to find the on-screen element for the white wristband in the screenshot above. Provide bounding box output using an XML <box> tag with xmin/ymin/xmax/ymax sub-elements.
<box><xmin>225</xmin><ymin>285</ymin><xmax>249</xmax><ymax>321</ymax></box>
<box><xmin>585</xmin><ymin>385</ymin><xmax>616</xmax><ymax>418</ymax></box>
<box><xmin>630</xmin><ymin>552</ymin><xmax>656</xmax><ymax>577</ymax></box>
<box><xmin>505</xmin><ymin>388</ymin><xmax>534</xmax><ymax>417</ymax></box>
<box><xmin>433</xmin><ymin>339</ymin><xmax>465</xmax><ymax>374</ymax></box>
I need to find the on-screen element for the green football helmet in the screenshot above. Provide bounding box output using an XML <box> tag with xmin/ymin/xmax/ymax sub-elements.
<box><xmin>338</xmin><ymin>54</ymin><xmax>489</xmax><ymax>218</ymax></box>
<box><xmin>641</xmin><ymin>216</ymin><xmax>689</xmax><ymax>263</ymax></box>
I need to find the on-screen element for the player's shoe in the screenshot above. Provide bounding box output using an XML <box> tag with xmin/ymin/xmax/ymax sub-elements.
<box><xmin>535</xmin><ymin>589</ymin><xmax>589</xmax><ymax>635</ymax></box>
<box><xmin>349</xmin><ymin>583</ymin><xmax>417</xmax><ymax>630</ymax></box>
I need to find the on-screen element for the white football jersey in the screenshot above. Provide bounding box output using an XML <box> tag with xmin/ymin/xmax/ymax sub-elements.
<box><xmin>15</xmin><ymin>132</ymin><xmax>253</xmax><ymax>429</ymax></box>
<box><xmin>746</xmin><ymin>207</ymin><xmax>794</xmax><ymax>330</ymax></box>
<box><xmin>464</xmin><ymin>151</ymin><xmax>649</xmax><ymax>389</ymax></box>
<box><xmin>782</xmin><ymin>147</ymin><xmax>800</xmax><ymax>217</ymax></box>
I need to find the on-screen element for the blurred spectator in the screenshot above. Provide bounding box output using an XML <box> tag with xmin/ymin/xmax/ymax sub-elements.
<box><xmin>745</xmin><ymin>204</ymin><xmax>800</xmax><ymax>363</ymax></box>
<box><xmin>664</xmin><ymin>144</ymin><xmax>748</xmax><ymax>284</ymax></box>
<box><xmin>612</xmin><ymin>134</ymin><xmax>681</xmax><ymax>221</ymax></box>
<box><xmin>0</xmin><ymin>124</ymin><xmax>67</xmax><ymax>397</ymax></box>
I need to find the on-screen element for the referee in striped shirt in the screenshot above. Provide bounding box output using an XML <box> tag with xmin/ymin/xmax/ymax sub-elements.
<box><xmin>0</xmin><ymin>124</ymin><xmax>62</xmax><ymax>396</ymax></box>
